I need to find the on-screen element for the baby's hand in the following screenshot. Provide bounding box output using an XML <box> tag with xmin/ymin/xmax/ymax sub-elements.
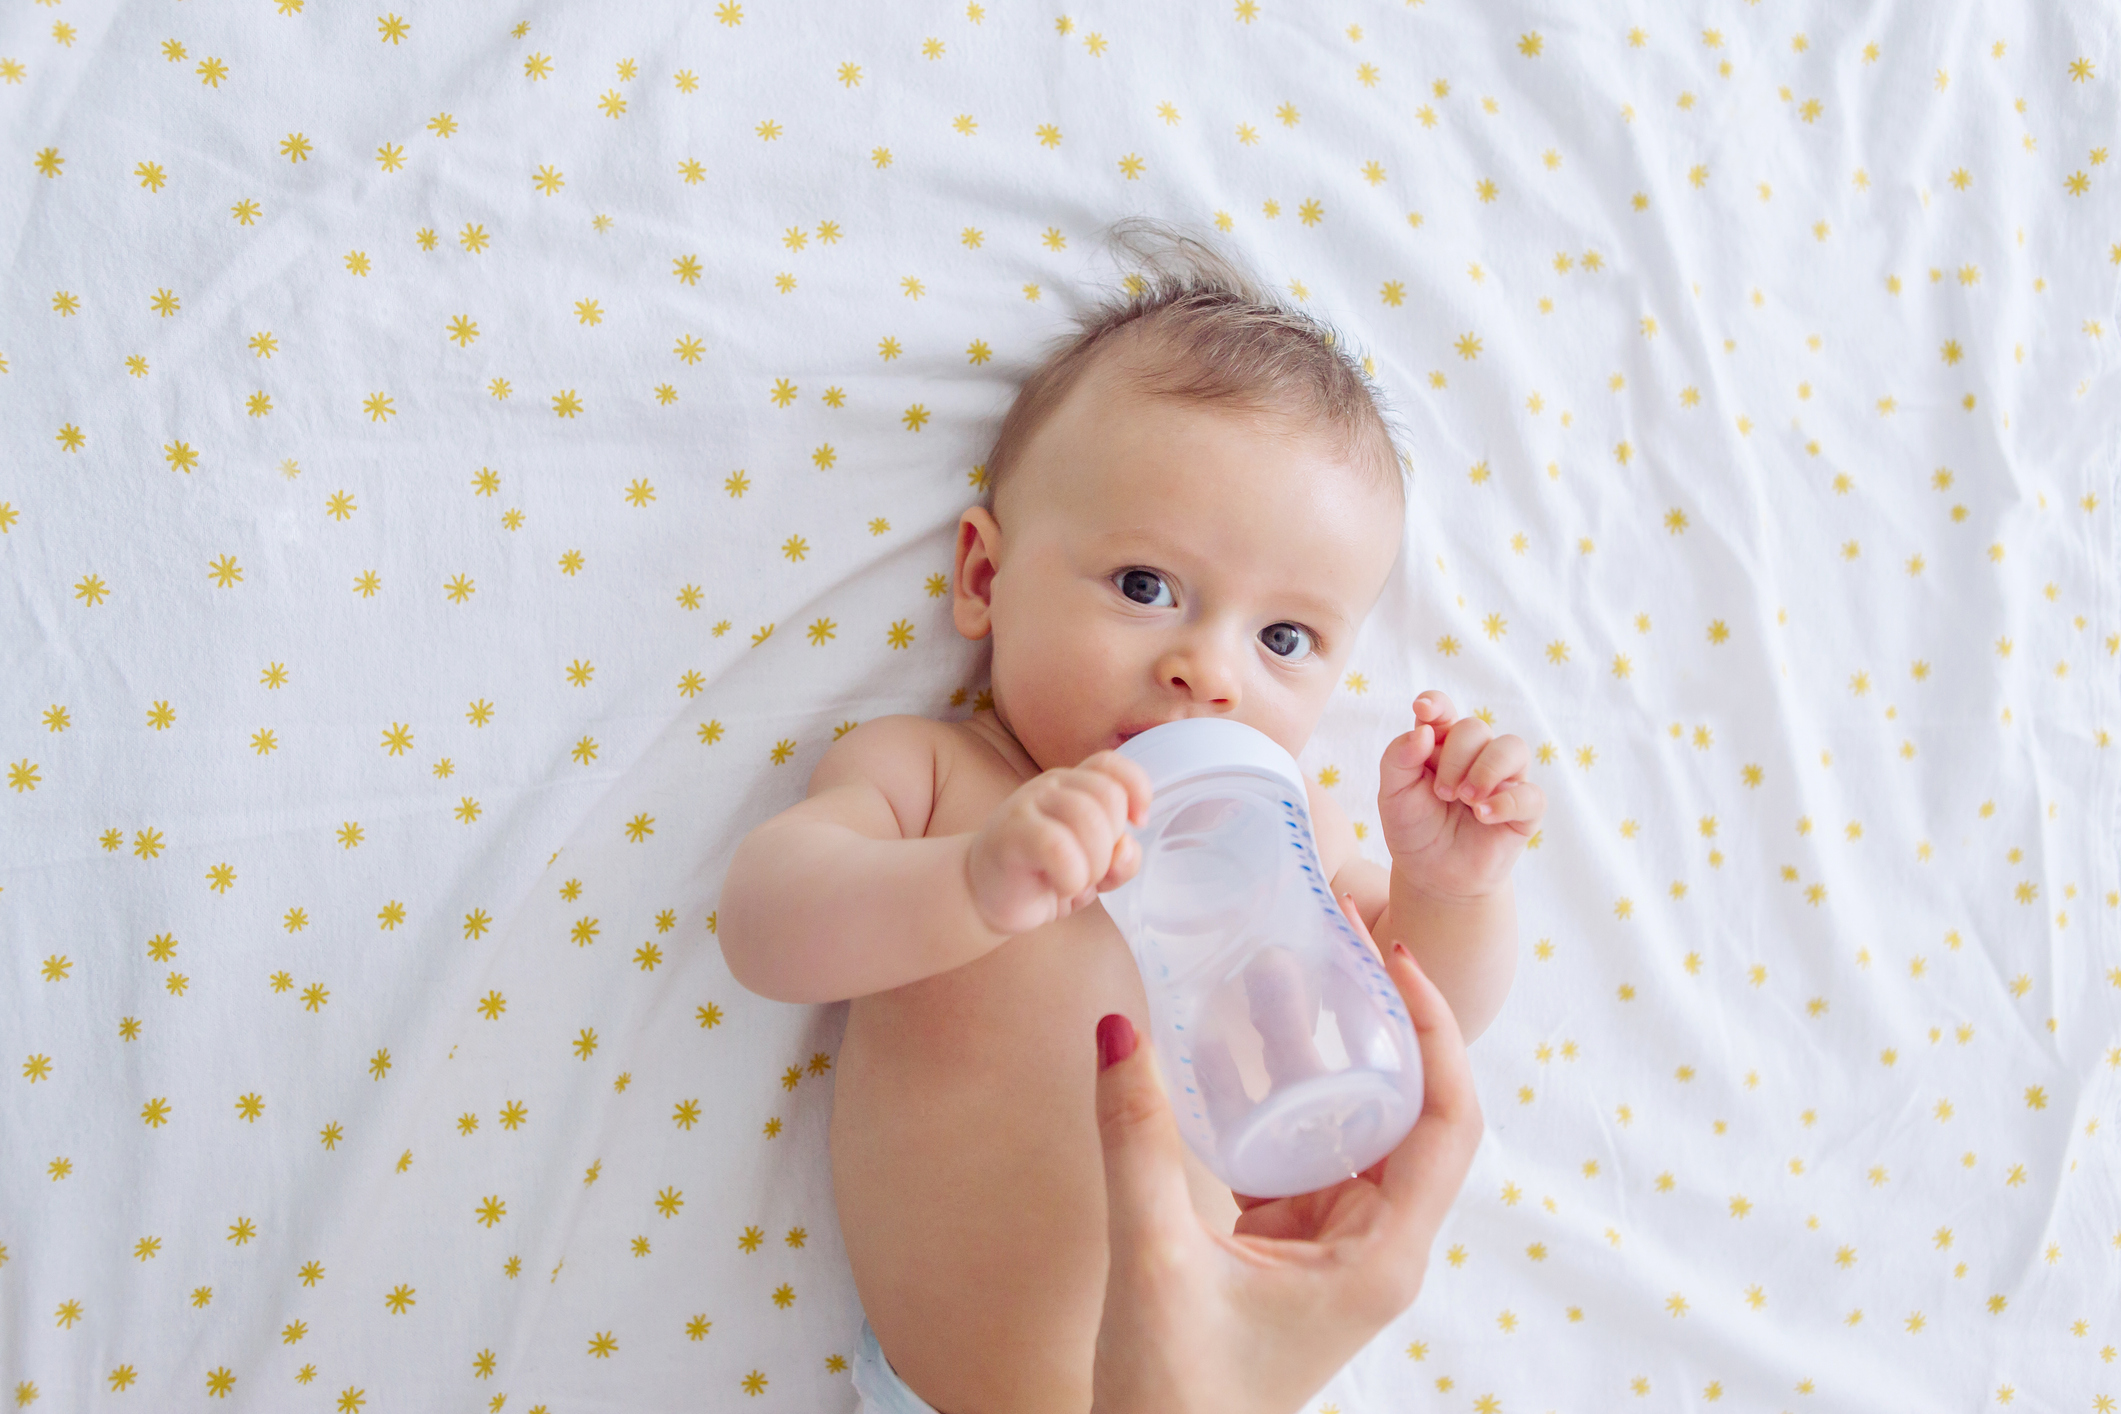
<box><xmin>967</xmin><ymin>751</ymin><xmax>1153</xmax><ymax>937</ymax></box>
<box><xmin>1377</xmin><ymin>691</ymin><xmax>1545</xmax><ymax>903</ymax></box>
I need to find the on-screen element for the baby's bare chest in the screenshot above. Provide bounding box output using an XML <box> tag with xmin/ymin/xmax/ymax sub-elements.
<box><xmin>828</xmin><ymin>723</ymin><xmax>1239</xmax><ymax>1350</ymax></box>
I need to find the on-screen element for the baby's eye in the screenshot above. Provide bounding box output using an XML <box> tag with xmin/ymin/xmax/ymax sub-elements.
<box><xmin>1116</xmin><ymin>568</ymin><xmax>1174</xmax><ymax>607</ymax></box>
<box><xmin>1259</xmin><ymin>622</ymin><xmax>1317</xmax><ymax>662</ymax></box>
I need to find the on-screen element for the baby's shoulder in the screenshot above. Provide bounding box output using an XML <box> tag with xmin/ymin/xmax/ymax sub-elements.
<box><xmin>814</xmin><ymin>712</ymin><xmax>1030</xmax><ymax>835</ymax></box>
<box><xmin>802</xmin><ymin>714</ymin><xmax>951</xmax><ymax>837</ymax></box>
<box><xmin>811</xmin><ymin>713</ymin><xmax>1006</xmax><ymax>839</ymax></box>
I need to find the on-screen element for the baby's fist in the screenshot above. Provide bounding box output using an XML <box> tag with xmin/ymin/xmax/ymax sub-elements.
<box><xmin>967</xmin><ymin>752</ymin><xmax>1152</xmax><ymax>937</ymax></box>
<box><xmin>1378</xmin><ymin>691</ymin><xmax>1545</xmax><ymax>902</ymax></box>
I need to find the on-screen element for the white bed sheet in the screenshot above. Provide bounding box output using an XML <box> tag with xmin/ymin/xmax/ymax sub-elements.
<box><xmin>3</xmin><ymin>2</ymin><xmax>2117</xmax><ymax>1410</ymax></box>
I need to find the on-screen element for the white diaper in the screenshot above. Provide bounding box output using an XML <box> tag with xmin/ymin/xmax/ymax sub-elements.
<box><xmin>851</xmin><ymin>1317</ymin><xmax>943</xmax><ymax>1414</ymax></box>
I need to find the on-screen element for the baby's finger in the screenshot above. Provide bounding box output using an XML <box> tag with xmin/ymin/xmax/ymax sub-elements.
<box><xmin>1467</xmin><ymin>785</ymin><xmax>1521</xmax><ymax>825</ymax></box>
<box><xmin>1378</xmin><ymin>724</ymin><xmax>1438</xmax><ymax>796</ymax></box>
<box><xmin>1096</xmin><ymin>831</ymin><xmax>1141</xmax><ymax>891</ymax></box>
<box><xmin>1429</xmin><ymin>715</ymin><xmax>1493</xmax><ymax>800</ymax></box>
<box><xmin>1461</xmin><ymin>734</ymin><xmax>1530</xmax><ymax>803</ymax></box>
<box><xmin>1036</xmin><ymin>788</ymin><xmax>1121</xmax><ymax>884</ymax></box>
<box><xmin>1066</xmin><ymin>763</ymin><xmax>1139</xmax><ymax>836</ymax></box>
<box><xmin>1413</xmin><ymin>690</ymin><xmax>1457</xmax><ymax>726</ymax></box>
<box><xmin>1475</xmin><ymin>779</ymin><xmax>1546</xmax><ymax>831</ymax></box>
<box><xmin>1083</xmin><ymin>750</ymin><xmax>1154</xmax><ymax>827</ymax></box>
<box><xmin>1022</xmin><ymin>811</ymin><xmax>1097</xmax><ymax>900</ymax></box>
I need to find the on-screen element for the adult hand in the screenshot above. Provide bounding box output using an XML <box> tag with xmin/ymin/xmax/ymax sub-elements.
<box><xmin>1089</xmin><ymin>893</ymin><xmax>1484</xmax><ymax>1414</ymax></box>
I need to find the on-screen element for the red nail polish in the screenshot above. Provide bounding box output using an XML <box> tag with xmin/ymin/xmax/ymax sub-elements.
<box><xmin>1097</xmin><ymin>1013</ymin><xmax>1137</xmax><ymax>1070</ymax></box>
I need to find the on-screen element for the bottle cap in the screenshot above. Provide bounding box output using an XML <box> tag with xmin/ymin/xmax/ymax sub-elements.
<box><xmin>1115</xmin><ymin>718</ymin><xmax>1306</xmax><ymax>797</ymax></box>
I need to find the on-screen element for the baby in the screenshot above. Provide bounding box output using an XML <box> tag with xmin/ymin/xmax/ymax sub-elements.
<box><xmin>720</xmin><ymin>220</ymin><xmax>1543</xmax><ymax>1414</ymax></box>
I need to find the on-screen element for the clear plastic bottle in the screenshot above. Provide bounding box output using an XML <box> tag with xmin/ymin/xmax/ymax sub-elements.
<box><xmin>1102</xmin><ymin>718</ymin><xmax>1423</xmax><ymax>1199</ymax></box>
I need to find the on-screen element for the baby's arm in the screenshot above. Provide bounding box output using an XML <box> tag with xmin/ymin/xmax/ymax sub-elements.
<box><xmin>1315</xmin><ymin>689</ymin><xmax>1543</xmax><ymax>1043</ymax></box>
<box><xmin>719</xmin><ymin>716</ymin><xmax>1152</xmax><ymax>1005</ymax></box>
<box><xmin>719</xmin><ymin>716</ymin><xmax>1009</xmax><ymax>1004</ymax></box>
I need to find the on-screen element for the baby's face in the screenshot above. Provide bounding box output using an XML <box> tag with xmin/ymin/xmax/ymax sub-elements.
<box><xmin>954</xmin><ymin>363</ymin><xmax>1405</xmax><ymax>771</ymax></box>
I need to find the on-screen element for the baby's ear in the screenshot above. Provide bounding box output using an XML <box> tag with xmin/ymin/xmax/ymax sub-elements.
<box><xmin>951</xmin><ymin>507</ymin><xmax>1002</xmax><ymax>640</ymax></box>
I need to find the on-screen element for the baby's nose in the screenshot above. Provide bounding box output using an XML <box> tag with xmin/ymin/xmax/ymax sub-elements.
<box><xmin>1158</xmin><ymin>644</ymin><xmax>1240</xmax><ymax>704</ymax></box>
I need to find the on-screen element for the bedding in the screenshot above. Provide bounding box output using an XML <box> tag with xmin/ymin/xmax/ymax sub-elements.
<box><xmin>3</xmin><ymin>2</ymin><xmax>2116</xmax><ymax>1409</ymax></box>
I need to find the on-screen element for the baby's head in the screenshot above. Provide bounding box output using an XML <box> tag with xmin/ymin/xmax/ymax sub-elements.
<box><xmin>953</xmin><ymin>218</ymin><xmax>1408</xmax><ymax>771</ymax></box>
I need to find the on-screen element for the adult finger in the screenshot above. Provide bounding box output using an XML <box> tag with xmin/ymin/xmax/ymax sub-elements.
<box><xmin>1336</xmin><ymin>887</ymin><xmax>1385</xmax><ymax>965</ymax></box>
<box><xmin>1094</xmin><ymin>1014</ymin><xmax>1203</xmax><ymax>1271</ymax></box>
<box><xmin>1374</xmin><ymin>941</ymin><xmax>1483</xmax><ymax>1242</ymax></box>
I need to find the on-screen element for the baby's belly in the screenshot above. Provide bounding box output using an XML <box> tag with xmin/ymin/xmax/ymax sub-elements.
<box><xmin>829</xmin><ymin>904</ymin><xmax>1172</xmax><ymax>1414</ymax></box>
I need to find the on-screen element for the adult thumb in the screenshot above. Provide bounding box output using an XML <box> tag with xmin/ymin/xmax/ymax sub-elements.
<box><xmin>1094</xmin><ymin>1014</ymin><xmax>1199</xmax><ymax>1258</ymax></box>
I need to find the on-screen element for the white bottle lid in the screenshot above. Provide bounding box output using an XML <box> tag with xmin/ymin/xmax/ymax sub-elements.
<box><xmin>1116</xmin><ymin>718</ymin><xmax>1307</xmax><ymax>797</ymax></box>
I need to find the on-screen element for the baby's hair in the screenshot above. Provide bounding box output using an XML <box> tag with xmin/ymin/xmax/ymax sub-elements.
<box><xmin>980</xmin><ymin>215</ymin><xmax>1408</xmax><ymax>515</ymax></box>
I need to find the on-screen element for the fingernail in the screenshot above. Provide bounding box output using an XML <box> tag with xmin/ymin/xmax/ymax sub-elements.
<box><xmin>1476</xmin><ymin>802</ymin><xmax>1490</xmax><ymax>818</ymax></box>
<box><xmin>1393</xmin><ymin>942</ymin><xmax>1412</xmax><ymax>961</ymax></box>
<box><xmin>1097</xmin><ymin>1013</ymin><xmax>1137</xmax><ymax>1070</ymax></box>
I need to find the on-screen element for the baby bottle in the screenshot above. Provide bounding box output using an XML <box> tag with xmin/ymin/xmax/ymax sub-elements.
<box><xmin>1102</xmin><ymin>719</ymin><xmax>1423</xmax><ymax>1199</ymax></box>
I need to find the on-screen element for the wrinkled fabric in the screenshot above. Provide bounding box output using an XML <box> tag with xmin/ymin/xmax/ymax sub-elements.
<box><xmin>3</xmin><ymin>2</ymin><xmax>2116</xmax><ymax>1410</ymax></box>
